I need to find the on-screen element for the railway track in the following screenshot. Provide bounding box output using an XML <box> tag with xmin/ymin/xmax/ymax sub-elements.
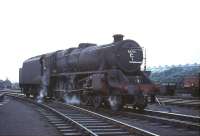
<box><xmin>0</xmin><ymin>92</ymin><xmax>6</xmax><ymax>102</ymax></box>
<box><xmin>158</xmin><ymin>95</ymin><xmax>200</xmax><ymax>100</ymax></box>
<box><xmin>157</xmin><ymin>96</ymin><xmax>200</xmax><ymax>107</ymax></box>
<box><xmin>0</xmin><ymin>89</ymin><xmax>21</xmax><ymax>102</ymax></box>
<box><xmin>143</xmin><ymin>109</ymin><xmax>200</xmax><ymax>125</ymax></box>
<box><xmin>0</xmin><ymin>92</ymin><xmax>10</xmax><ymax>107</ymax></box>
<box><xmin>121</xmin><ymin>109</ymin><xmax>200</xmax><ymax>130</ymax></box>
<box><xmin>76</xmin><ymin>105</ymin><xmax>200</xmax><ymax>136</ymax></box>
<box><xmin>7</xmin><ymin>93</ymin><xmax>200</xmax><ymax>136</ymax></box>
<box><xmin>9</xmin><ymin>94</ymin><xmax>158</xmax><ymax>136</ymax></box>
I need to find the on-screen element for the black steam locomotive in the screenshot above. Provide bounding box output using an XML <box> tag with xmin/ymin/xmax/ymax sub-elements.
<box><xmin>19</xmin><ymin>34</ymin><xmax>157</xmax><ymax>111</ymax></box>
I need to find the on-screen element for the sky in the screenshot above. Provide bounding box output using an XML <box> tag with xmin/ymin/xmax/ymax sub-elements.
<box><xmin>0</xmin><ymin>0</ymin><xmax>200</xmax><ymax>82</ymax></box>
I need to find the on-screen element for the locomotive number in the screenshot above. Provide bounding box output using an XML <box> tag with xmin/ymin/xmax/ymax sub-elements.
<box><xmin>128</xmin><ymin>49</ymin><xmax>136</xmax><ymax>63</ymax></box>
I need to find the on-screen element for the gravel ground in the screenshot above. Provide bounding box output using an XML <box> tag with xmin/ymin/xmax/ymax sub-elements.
<box><xmin>0</xmin><ymin>96</ymin><xmax>60</xmax><ymax>136</ymax></box>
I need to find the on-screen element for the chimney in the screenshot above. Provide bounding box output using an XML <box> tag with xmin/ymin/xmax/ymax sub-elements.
<box><xmin>113</xmin><ymin>34</ymin><xmax>124</xmax><ymax>42</ymax></box>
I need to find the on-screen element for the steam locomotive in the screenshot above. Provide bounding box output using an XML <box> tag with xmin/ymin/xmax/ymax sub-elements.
<box><xmin>19</xmin><ymin>34</ymin><xmax>157</xmax><ymax>111</ymax></box>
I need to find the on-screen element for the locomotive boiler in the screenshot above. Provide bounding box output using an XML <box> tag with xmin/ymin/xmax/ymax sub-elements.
<box><xmin>19</xmin><ymin>34</ymin><xmax>157</xmax><ymax>111</ymax></box>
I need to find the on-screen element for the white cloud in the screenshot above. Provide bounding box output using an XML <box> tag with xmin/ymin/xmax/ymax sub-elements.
<box><xmin>0</xmin><ymin>0</ymin><xmax>200</xmax><ymax>82</ymax></box>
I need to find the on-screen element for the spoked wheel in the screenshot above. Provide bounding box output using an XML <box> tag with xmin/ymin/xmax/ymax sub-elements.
<box><xmin>33</xmin><ymin>93</ymin><xmax>38</xmax><ymax>99</ymax></box>
<box><xmin>108</xmin><ymin>95</ymin><xmax>123</xmax><ymax>111</ymax></box>
<box><xmin>81</xmin><ymin>94</ymin><xmax>90</xmax><ymax>106</ymax></box>
<box><xmin>93</xmin><ymin>95</ymin><xmax>102</xmax><ymax>109</ymax></box>
<box><xmin>24</xmin><ymin>88</ymin><xmax>30</xmax><ymax>97</ymax></box>
<box><xmin>134</xmin><ymin>94</ymin><xmax>148</xmax><ymax>111</ymax></box>
<box><xmin>26</xmin><ymin>93</ymin><xmax>30</xmax><ymax>98</ymax></box>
